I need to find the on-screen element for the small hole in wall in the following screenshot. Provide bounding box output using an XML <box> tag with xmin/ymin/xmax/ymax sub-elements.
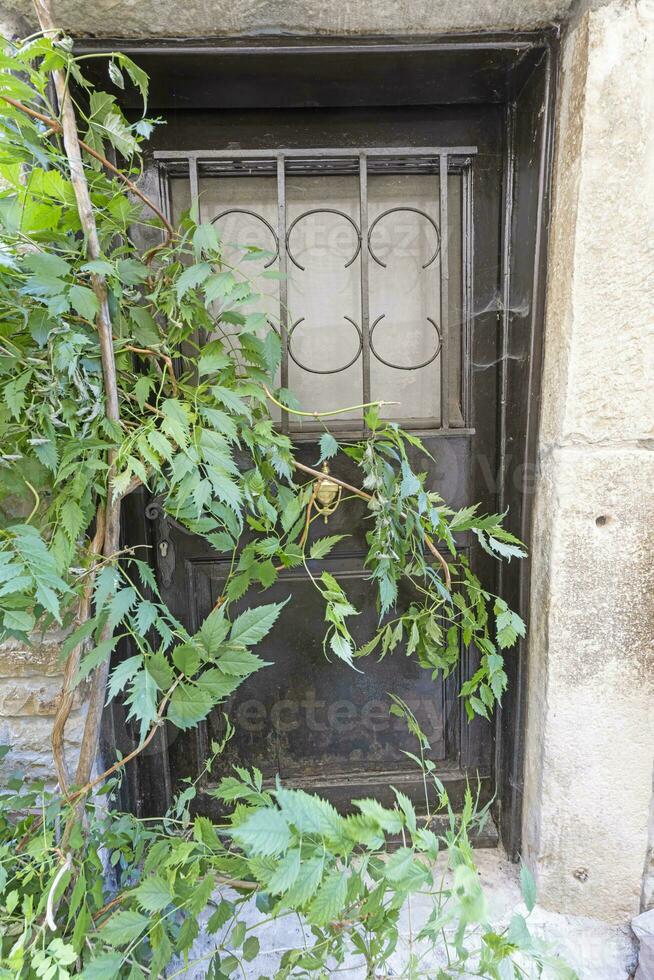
<box><xmin>595</xmin><ymin>515</ymin><xmax>611</xmax><ymax>527</ymax></box>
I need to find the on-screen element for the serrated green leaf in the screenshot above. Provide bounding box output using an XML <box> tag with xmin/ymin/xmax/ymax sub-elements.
<box><xmin>317</xmin><ymin>431</ymin><xmax>339</xmax><ymax>463</ymax></box>
<box><xmin>107</xmin><ymin>587</ymin><xmax>137</xmax><ymax>631</ymax></box>
<box><xmin>242</xmin><ymin>935</ymin><xmax>260</xmax><ymax>962</ymax></box>
<box><xmin>352</xmin><ymin>797</ymin><xmax>404</xmax><ymax>834</ymax></box>
<box><xmin>98</xmin><ymin>111</ymin><xmax>138</xmax><ymax>158</ymax></box>
<box><xmin>216</xmin><ymin>646</ymin><xmax>266</xmax><ymax>677</ymax></box>
<box><xmin>507</xmin><ymin>911</ymin><xmax>532</xmax><ymax>946</ymax></box>
<box><xmin>133</xmin><ymin>375</ymin><xmax>155</xmax><ymax>410</ymax></box>
<box><xmin>231</xmin><ymin>807</ymin><xmax>290</xmax><ymax>857</ymax></box>
<box><xmin>192</xmin><ymin>222</ymin><xmax>220</xmax><ymax>256</ymax></box>
<box><xmin>3</xmin><ymin>608</ymin><xmax>35</xmax><ymax>633</ymax></box>
<box><xmin>329</xmin><ymin>631</ymin><xmax>354</xmax><ymax>667</ymax></box>
<box><xmin>69</xmin><ymin>284</ymin><xmax>99</xmax><ymax>321</ymax></box>
<box><xmin>133</xmin><ymin>875</ymin><xmax>171</xmax><ymax>913</ymax></box>
<box><xmin>80</xmin><ymin>953</ymin><xmax>123</xmax><ymax>979</ymax></box>
<box><xmin>275</xmin><ymin>786</ymin><xmax>343</xmax><ymax>838</ymax></box>
<box><xmin>100</xmin><ymin>909</ymin><xmax>148</xmax><ymax>946</ymax></box>
<box><xmin>59</xmin><ymin>498</ymin><xmax>85</xmax><ymax>542</ymax></box>
<box><xmin>309</xmin><ymin>534</ymin><xmax>346</xmax><ymax>560</ymax></box>
<box><xmin>196</xmin><ymin>667</ymin><xmax>241</xmax><ymax>699</ymax></box>
<box><xmin>175</xmin><ymin>262</ymin><xmax>212</xmax><ymax>300</ymax></box>
<box><xmin>392</xmin><ymin>788</ymin><xmax>417</xmax><ymax>833</ymax></box>
<box><xmin>204</xmin><ymin>272</ymin><xmax>235</xmax><ymax>304</ymax></box>
<box><xmin>117</xmin><ymin>54</ymin><xmax>149</xmax><ymax>102</ymax></box>
<box><xmin>307</xmin><ymin>870</ymin><xmax>348</xmax><ymax>926</ymax></box>
<box><xmin>23</xmin><ymin>251</ymin><xmax>70</xmax><ymax>279</ymax></box>
<box><xmin>279</xmin><ymin>856</ymin><xmax>324</xmax><ymax>909</ymax></box>
<box><xmin>383</xmin><ymin>847</ymin><xmax>430</xmax><ymax>890</ymax></box>
<box><xmin>198</xmin><ymin>350</ymin><xmax>232</xmax><ymax>376</ymax></box>
<box><xmin>147</xmin><ymin>429</ymin><xmax>174</xmax><ymax>461</ymax></box>
<box><xmin>207</xmin><ymin>899</ymin><xmax>234</xmax><ymax>934</ymax></box>
<box><xmin>172</xmin><ymin>642</ymin><xmax>201</xmax><ymax>676</ymax></box>
<box><xmin>146</xmin><ymin>651</ymin><xmax>174</xmax><ymax>690</ymax></box>
<box><xmin>229</xmin><ymin>601</ymin><xmax>286</xmax><ymax>647</ymax></box>
<box><xmin>267</xmin><ymin>847</ymin><xmax>301</xmax><ymax>895</ymax></box>
<box><xmin>197</xmin><ymin>607</ymin><xmax>230</xmax><ymax>653</ymax></box>
<box><xmin>108</xmin><ymin>60</ymin><xmax>125</xmax><ymax>89</ymax></box>
<box><xmin>133</xmin><ymin>598</ymin><xmax>158</xmax><ymax>634</ymax></box>
<box><xmin>75</xmin><ymin>636</ymin><xmax>119</xmax><ymax>685</ymax></box>
<box><xmin>125</xmin><ymin>668</ymin><xmax>158</xmax><ymax>740</ymax></box>
<box><xmin>488</xmin><ymin>535</ymin><xmax>527</xmax><ymax>561</ymax></box>
<box><xmin>167</xmin><ymin>681</ymin><xmax>214</xmax><ymax>730</ymax></box>
<box><xmin>107</xmin><ymin>655</ymin><xmax>142</xmax><ymax>701</ymax></box>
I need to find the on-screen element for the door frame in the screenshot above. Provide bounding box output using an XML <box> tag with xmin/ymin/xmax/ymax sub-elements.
<box><xmin>87</xmin><ymin>31</ymin><xmax>559</xmax><ymax>859</ymax></box>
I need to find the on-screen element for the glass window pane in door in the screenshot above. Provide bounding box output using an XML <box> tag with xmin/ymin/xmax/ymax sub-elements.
<box><xmin>286</xmin><ymin>174</ymin><xmax>362</xmax><ymax>421</ymax></box>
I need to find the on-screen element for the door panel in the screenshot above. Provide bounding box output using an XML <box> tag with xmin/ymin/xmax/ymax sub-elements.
<box><xmin>200</xmin><ymin>561</ymin><xmax>449</xmax><ymax>773</ymax></box>
<box><xmin>132</xmin><ymin>104</ymin><xmax>503</xmax><ymax>816</ymax></box>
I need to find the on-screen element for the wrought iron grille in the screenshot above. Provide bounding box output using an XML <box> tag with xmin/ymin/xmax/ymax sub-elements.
<box><xmin>154</xmin><ymin>147</ymin><xmax>475</xmax><ymax>432</ymax></box>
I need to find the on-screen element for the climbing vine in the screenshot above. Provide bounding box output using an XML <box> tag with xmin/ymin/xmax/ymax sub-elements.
<box><xmin>0</xmin><ymin>14</ymin><xmax>574</xmax><ymax>980</ymax></box>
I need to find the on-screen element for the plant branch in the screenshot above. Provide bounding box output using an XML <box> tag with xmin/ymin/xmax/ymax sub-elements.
<box><xmin>292</xmin><ymin>460</ymin><xmax>451</xmax><ymax>590</ymax></box>
<box><xmin>51</xmin><ymin>505</ymin><xmax>106</xmax><ymax>795</ymax></box>
<box><xmin>32</xmin><ymin>0</ymin><xmax>124</xmax><ymax>789</ymax></box>
<box><xmin>263</xmin><ymin>385</ymin><xmax>398</xmax><ymax>419</ymax></box>
<box><xmin>0</xmin><ymin>94</ymin><xmax>174</xmax><ymax>239</ymax></box>
<box><xmin>70</xmin><ymin>675</ymin><xmax>182</xmax><ymax>803</ymax></box>
<box><xmin>23</xmin><ymin>478</ymin><xmax>40</xmax><ymax>523</ymax></box>
<box><xmin>120</xmin><ymin>343</ymin><xmax>177</xmax><ymax>395</ymax></box>
<box><xmin>293</xmin><ymin>460</ymin><xmax>373</xmax><ymax>502</ymax></box>
<box><xmin>299</xmin><ymin>482</ymin><xmax>321</xmax><ymax>551</ymax></box>
<box><xmin>18</xmin><ymin>675</ymin><xmax>180</xmax><ymax>856</ymax></box>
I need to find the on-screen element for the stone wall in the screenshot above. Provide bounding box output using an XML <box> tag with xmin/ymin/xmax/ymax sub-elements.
<box><xmin>0</xmin><ymin>631</ymin><xmax>87</xmax><ymax>783</ymax></box>
<box><xmin>522</xmin><ymin>0</ymin><xmax>654</xmax><ymax>923</ymax></box>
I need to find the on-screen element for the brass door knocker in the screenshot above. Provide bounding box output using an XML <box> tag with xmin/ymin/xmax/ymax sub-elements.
<box><xmin>314</xmin><ymin>462</ymin><xmax>342</xmax><ymax>522</ymax></box>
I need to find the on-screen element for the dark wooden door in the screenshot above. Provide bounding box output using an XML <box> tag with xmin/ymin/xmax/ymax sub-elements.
<box><xmin>124</xmin><ymin>104</ymin><xmax>503</xmax><ymax>818</ymax></box>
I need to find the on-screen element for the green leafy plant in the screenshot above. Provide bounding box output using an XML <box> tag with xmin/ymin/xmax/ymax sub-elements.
<box><xmin>0</xmin><ymin>702</ymin><xmax>574</xmax><ymax>979</ymax></box>
<box><xmin>0</xmin><ymin>11</ymin><xmax>574</xmax><ymax>979</ymax></box>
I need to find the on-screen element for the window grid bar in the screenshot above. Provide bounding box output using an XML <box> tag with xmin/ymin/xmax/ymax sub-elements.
<box><xmin>439</xmin><ymin>153</ymin><xmax>450</xmax><ymax>428</ymax></box>
<box><xmin>188</xmin><ymin>156</ymin><xmax>200</xmax><ymax>216</ymax></box>
<box><xmin>157</xmin><ymin>161</ymin><xmax>173</xmax><ymax>224</ymax></box>
<box><xmin>358</xmin><ymin>153</ymin><xmax>371</xmax><ymax>407</ymax></box>
<box><xmin>276</xmin><ymin>154</ymin><xmax>289</xmax><ymax>434</ymax></box>
<box><xmin>187</xmin><ymin>156</ymin><xmax>207</xmax><ymax>348</ymax></box>
<box><xmin>461</xmin><ymin>163</ymin><xmax>473</xmax><ymax>428</ymax></box>
<box><xmin>155</xmin><ymin>146</ymin><xmax>477</xmax><ymax>160</ymax></box>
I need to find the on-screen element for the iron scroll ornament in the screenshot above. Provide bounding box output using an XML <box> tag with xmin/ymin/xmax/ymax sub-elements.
<box><xmin>210</xmin><ymin>208</ymin><xmax>279</xmax><ymax>268</ymax></box>
<box><xmin>369</xmin><ymin>314</ymin><xmax>442</xmax><ymax>371</ymax></box>
<box><xmin>286</xmin><ymin>209</ymin><xmax>362</xmax><ymax>271</ymax></box>
<box><xmin>287</xmin><ymin>316</ymin><xmax>363</xmax><ymax>374</ymax></box>
<box><xmin>367</xmin><ymin>207</ymin><xmax>441</xmax><ymax>269</ymax></box>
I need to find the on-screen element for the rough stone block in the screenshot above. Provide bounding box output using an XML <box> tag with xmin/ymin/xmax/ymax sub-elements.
<box><xmin>0</xmin><ymin>631</ymin><xmax>66</xmax><ymax>678</ymax></box>
<box><xmin>541</xmin><ymin>0</ymin><xmax>654</xmax><ymax>447</ymax></box>
<box><xmin>0</xmin><ymin>708</ymin><xmax>87</xmax><ymax>783</ymax></box>
<box><xmin>2</xmin><ymin>0</ymin><xmax>578</xmax><ymax>38</ymax></box>
<box><xmin>0</xmin><ymin>676</ymin><xmax>82</xmax><ymax>717</ymax></box>
<box><xmin>524</xmin><ymin>446</ymin><xmax>654</xmax><ymax>921</ymax></box>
